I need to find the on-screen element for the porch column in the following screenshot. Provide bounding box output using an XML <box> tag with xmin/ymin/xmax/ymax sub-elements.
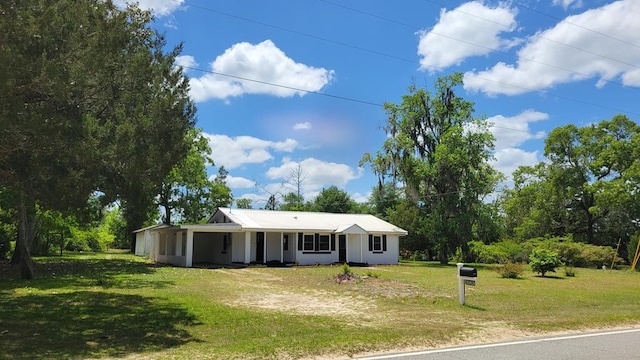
<box><xmin>263</xmin><ymin>233</ymin><xmax>267</xmax><ymax>264</ymax></box>
<box><xmin>244</xmin><ymin>232</ymin><xmax>251</xmax><ymax>264</ymax></box>
<box><xmin>280</xmin><ymin>232</ymin><xmax>284</xmax><ymax>263</ymax></box>
<box><xmin>185</xmin><ymin>230</ymin><xmax>194</xmax><ymax>267</ymax></box>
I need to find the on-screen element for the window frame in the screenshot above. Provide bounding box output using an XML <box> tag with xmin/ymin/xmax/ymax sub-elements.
<box><xmin>318</xmin><ymin>235</ymin><xmax>330</xmax><ymax>251</ymax></box>
<box><xmin>373</xmin><ymin>235</ymin><xmax>382</xmax><ymax>251</ymax></box>
<box><xmin>303</xmin><ymin>234</ymin><xmax>315</xmax><ymax>251</ymax></box>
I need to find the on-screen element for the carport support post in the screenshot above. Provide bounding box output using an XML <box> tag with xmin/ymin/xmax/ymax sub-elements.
<box><xmin>185</xmin><ymin>230</ymin><xmax>194</xmax><ymax>267</ymax></box>
<box><xmin>457</xmin><ymin>263</ymin><xmax>465</xmax><ymax>305</ymax></box>
<box><xmin>280</xmin><ymin>232</ymin><xmax>284</xmax><ymax>263</ymax></box>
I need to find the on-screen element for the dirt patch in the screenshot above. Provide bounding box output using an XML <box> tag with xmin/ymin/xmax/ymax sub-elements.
<box><xmin>233</xmin><ymin>289</ymin><xmax>377</xmax><ymax>319</ymax></box>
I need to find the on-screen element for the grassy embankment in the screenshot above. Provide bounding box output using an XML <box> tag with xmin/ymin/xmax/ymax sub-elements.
<box><xmin>1</xmin><ymin>252</ymin><xmax>638</xmax><ymax>359</ymax></box>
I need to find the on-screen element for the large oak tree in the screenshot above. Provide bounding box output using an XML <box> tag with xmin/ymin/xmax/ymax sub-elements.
<box><xmin>362</xmin><ymin>74</ymin><xmax>499</xmax><ymax>263</ymax></box>
<box><xmin>0</xmin><ymin>0</ymin><xmax>196</xmax><ymax>278</ymax></box>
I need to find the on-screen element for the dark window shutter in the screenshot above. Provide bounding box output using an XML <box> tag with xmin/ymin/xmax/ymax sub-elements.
<box><xmin>368</xmin><ymin>234</ymin><xmax>373</xmax><ymax>251</ymax></box>
<box><xmin>383</xmin><ymin>235</ymin><xmax>387</xmax><ymax>251</ymax></box>
<box><xmin>314</xmin><ymin>233</ymin><xmax>320</xmax><ymax>251</ymax></box>
<box><xmin>297</xmin><ymin>233</ymin><xmax>303</xmax><ymax>251</ymax></box>
<box><xmin>331</xmin><ymin>234</ymin><xmax>336</xmax><ymax>251</ymax></box>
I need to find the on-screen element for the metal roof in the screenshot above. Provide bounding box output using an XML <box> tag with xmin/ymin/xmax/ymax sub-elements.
<box><xmin>201</xmin><ymin>207</ymin><xmax>408</xmax><ymax>235</ymax></box>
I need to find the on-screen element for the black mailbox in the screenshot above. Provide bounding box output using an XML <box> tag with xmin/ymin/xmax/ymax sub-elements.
<box><xmin>459</xmin><ymin>266</ymin><xmax>477</xmax><ymax>278</ymax></box>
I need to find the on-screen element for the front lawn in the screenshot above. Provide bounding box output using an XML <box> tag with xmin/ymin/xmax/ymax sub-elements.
<box><xmin>1</xmin><ymin>253</ymin><xmax>638</xmax><ymax>359</ymax></box>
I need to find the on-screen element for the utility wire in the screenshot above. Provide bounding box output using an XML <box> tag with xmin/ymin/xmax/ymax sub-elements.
<box><xmin>183</xmin><ymin>65</ymin><xmax>383</xmax><ymax>107</ymax></box>
<box><xmin>321</xmin><ymin>0</ymin><xmax>640</xmax><ymax>79</ymax></box>
<box><xmin>510</xmin><ymin>0</ymin><xmax>640</xmax><ymax>49</ymax></box>
<box><xmin>184</xmin><ymin>65</ymin><xmax>632</xmax><ymax>134</ymax></box>
<box><xmin>419</xmin><ymin>0</ymin><xmax>640</xmax><ymax>70</ymax></box>
<box><xmin>181</xmin><ymin>3</ymin><xmax>640</xmax><ymax>118</ymax></box>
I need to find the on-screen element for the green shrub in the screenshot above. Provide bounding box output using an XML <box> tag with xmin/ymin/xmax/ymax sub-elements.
<box><xmin>495</xmin><ymin>261</ymin><xmax>525</xmax><ymax>279</ymax></box>
<box><xmin>452</xmin><ymin>247</ymin><xmax>464</xmax><ymax>263</ymax></box>
<box><xmin>68</xmin><ymin>227</ymin><xmax>114</xmax><ymax>252</ymax></box>
<box><xmin>409</xmin><ymin>250</ymin><xmax>427</xmax><ymax>261</ymax></box>
<box><xmin>529</xmin><ymin>248</ymin><xmax>562</xmax><ymax>277</ymax></box>
<box><xmin>523</xmin><ymin>237</ymin><xmax>619</xmax><ymax>268</ymax></box>
<box><xmin>469</xmin><ymin>240</ymin><xmax>524</xmax><ymax>264</ymax></box>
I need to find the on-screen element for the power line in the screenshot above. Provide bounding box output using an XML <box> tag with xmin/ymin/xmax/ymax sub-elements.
<box><xmin>184</xmin><ymin>66</ymin><xmax>383</xmax><ymax>107</ymax></box>
<box><xmin>183</xmin><ymin>66</ymin><xmax>617</xmax><ymax>135</ymax></box>
<box><xmin>184</xmin><ymin>3</ymin><xmax>417</xmax><ymax>65</ymax></box>
<box><xmin>320</xmin><ymin>0</ymin><xmax>640</xmax><ymax>82</ymax></box>
<box><xmin>419</xmin><ymin>0</ymin><xmax>640</xmax><ymax>70</ymax></box>
<box><xmin>181</xmin><ymin>3</ymin><xmax>640</xmax><ymax>118</ymax></box>
<box><xmin>510</xmin><ymin>0</ymin><xmax>640</xmax><ymax>50</ymax></box>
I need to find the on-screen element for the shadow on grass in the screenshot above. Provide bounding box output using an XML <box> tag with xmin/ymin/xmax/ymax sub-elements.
<box><xmin>0</xmin><ymin>290</ymin><xmax>201</xmax><ymax>359</ymax></box>
<box><xmin>1</xmin><ymin>256</ymin><xmax>174</xmax><ymax>291</ymax></box>
<box><xmin>399</xmin><ymin>261</ymin><xmax>496</xmax><ymax>271</ymax></box>
<box><xmin>535</xmin><ymin>275</ymin><xmax>565</xmax><ymax>279</ymax></box>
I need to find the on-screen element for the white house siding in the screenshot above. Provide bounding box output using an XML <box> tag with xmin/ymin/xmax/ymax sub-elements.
<box><xmin>347</xmin><ymin>234</ymin><xmax>364</xmax><ymax>263</ymax></box>
<box><xmin>361</xmin><ymin>235</ymin><xmax>399</xmax><ymax>264</ymax></box>
<box><xmin>231</xmin><ymin>232</ymin><xmax>245</xmax><ymax>263</ymax></box>
<box><xmin>294</xmin><ymin>232</ymin><xmax>339</xmax><ymax>265</ymax></box>
<box><xmin>295</xmin><ymin>251</ymin><xmax>338</xmax><ymax>265</ymax></box>
<box><xmin>145</xmin><ymin>232</ymin><xmax>154</xmax><ymax>256</ymax></box>
<box><xmin>155</xmin><ymin>231</ymin><xmax>186</xmax><ymax>266</ymax></box>
<box><xmin>265</xmin><ymin>232</ymin><xmax>281</xmax><ymax>262</ymax></box>
<box><xmin>283</xmin><ymin>232</ymin><xmax>295</xmax><ymax>263</ymax></box>
<box><xmin>135</xmin><ymin>231</ymin><xmax>146</xmax><ymax>256</ymax></box>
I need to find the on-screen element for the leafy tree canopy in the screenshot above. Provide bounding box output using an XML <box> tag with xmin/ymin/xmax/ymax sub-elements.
<box><xmin>362</xmin><ymin>73</ymin><xmax>499</xmax><ymax>263</ymax></box>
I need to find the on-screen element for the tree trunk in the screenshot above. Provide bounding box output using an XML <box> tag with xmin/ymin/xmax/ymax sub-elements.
<box><xmin>439</xmin><ymin>240</ymin><xmax>448</xmax><ymax>264</ymax></box>
<box><xmin>16</xmin><ymin>194</ymin><xmax>37</xmax><ymax>280</ymax></box>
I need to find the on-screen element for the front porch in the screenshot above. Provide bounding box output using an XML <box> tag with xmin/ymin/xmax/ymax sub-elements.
<box><xmin>152</xmin><ymin>229</ymin><xmax>298</xmax><ymax>267</ymax></box>
<box><xmin>147</xmin><ymin>226</ymin><xmax>398</xmax><ymax>267</ymax></box>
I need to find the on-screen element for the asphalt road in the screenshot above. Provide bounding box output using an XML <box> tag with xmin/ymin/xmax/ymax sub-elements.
<box><xmin>357</xmin><ymin>328</ymin><xmax>640</xmax><ymax>360</ymax></box>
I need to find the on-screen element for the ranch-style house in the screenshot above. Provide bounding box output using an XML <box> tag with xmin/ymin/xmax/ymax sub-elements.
<box><xmin>134</xmin><ymin>207</ymin><xmax>407</xmax><ymax>267</ymax></box>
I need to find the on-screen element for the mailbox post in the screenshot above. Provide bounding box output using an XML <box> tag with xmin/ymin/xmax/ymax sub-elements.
<box><xmin>456</xmin><ymin>263</ymin><xmax>477</xmax><ymax>305</ymax></box>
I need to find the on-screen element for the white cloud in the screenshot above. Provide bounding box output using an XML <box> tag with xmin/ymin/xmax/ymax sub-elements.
<box><xmin>203</xmin><ymin>133</ymin><xmax>298</xmax><ymax>170</ymax></box>
<box><xmin>226</xmin><ymin>175</ymin><xmax>256</xmax><ymax>189</ymax></box>
<box><xmin>293</xmin><ymin>122</ymin><xmax>312</xmax><ymax>131</ymax></box>
<box><xmin>488</xmin><ymin>110</ymin><xmax>548</xmax><ymax>150</ymax></box>
<box><xmin>491</xmin><ymin>148</ymin><xmax>540</xmax><ymax>180</ymax></box>
<box><xmin>265</xmin><ymin>157</ymin><xmax>361</xmax><ymax>193</ymax></box>
<box><xmin>234</xmin><ymin>193</ymin><xmax>264</xmax><ymax>206</ymax></box>
<box><xmin>189</xmin><ymin>40</ymin><xmax>335</xmax><ymax>102</ymax></box>
<box><xmin>553</xmin><ymin>0</ymin><xmax>583</xmax><ymax>10</ymax></box>
<box><xmin>113</xmin><ymin>0</ymin><xmax>184</xmax><ymax>16</ymax></box>
<box><xmin>464</xmin><ymin>0</ymin><xmax>640</xmax><ymax>95</ymax></box>
<box><xmin>417</xmin><ymin>1</ymin><xmax>519</xmax><ymax>71</ymax></box>
<box><xmin>351</xmin><ymin>192</ymin><xmax>371</xmax><ymax>204</ymax></box>
<box><xmin>175</xmin><ymin>55</ymin><xmax>198</xmax><ymax>69</ymax></box>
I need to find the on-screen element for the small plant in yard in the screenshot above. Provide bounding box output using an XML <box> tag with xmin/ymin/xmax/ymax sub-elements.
<box><xmin>365</xmin><ymin>270</ymin><xmax>380</xmax><ymax>278</ymax></box>
<box><xmin>341</xmin><ymin>263</ymin><xmax>352</xmax><ymax>275</ymax></box>
<box><xmin>336</xmin><ymin>263</ymin><xmax>362</xmax><ymax>283</ymax></box>
<box><xmin>495</xmin><ymin>261</ymin><xmax>524</xmax><ymax>279</ymax></box>
<box><xmin>529</xmin><ymin>248</ymin><xmax>563</xmax><ymax>277</ymax></box>
<box><xmin>564</xmin><ymin>266</ymin><xmax>576</xmax><ymax>277</ymax></box>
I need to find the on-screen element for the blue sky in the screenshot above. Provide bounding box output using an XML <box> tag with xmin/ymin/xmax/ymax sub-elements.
<box><xmin>117</xmin><ymin>0</ymin><xmax>639</xmax><ymax>207</ymax></box>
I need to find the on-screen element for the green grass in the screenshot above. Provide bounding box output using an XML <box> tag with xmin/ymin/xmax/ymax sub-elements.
<box><xmin>1</xmin><ymin>253</ymin><xmax>639</xmax><ymax>359</ymax></box>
